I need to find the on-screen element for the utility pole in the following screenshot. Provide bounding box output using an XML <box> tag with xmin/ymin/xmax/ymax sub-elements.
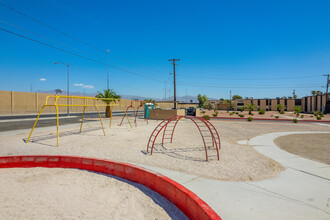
<box><xmin>165</xmin><ymin>80</ymin><xmax>166</xmax><ymax>101</ymax></box>
<box><xmin>293</xmin><ymin>89</ymin><xmax>296</xmax><ymax>99</ymax></box>
<box><xmin>323</xmin><ymin>74</ymin><xmax>330</xmax><ymax>114</ymax></box>
<box><xmin>106</xmin><ymin>49</ymin><xmax>110</xmax><ymax>90</ymax></box>
<box><xmin>168</xmin><ymin>58</ymin><xmax>180</xmax><ymax>109</ymax></box>
<box><xmin>230</xmin><ymin>90</ymin><xmax>232</xmax><ymax>110</ymax></box>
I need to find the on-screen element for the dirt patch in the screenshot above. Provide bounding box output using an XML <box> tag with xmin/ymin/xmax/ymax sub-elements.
<box><xmin>274</xmin><ymin>133</ymin><xmax>330</xmax><ymax>165</ymax></box>
<box><xmin>0</xmin><ymin>167</ymin><xmax>186</xmax><ymax>220</ymax></box>
<box><xmin>1</xmin><ymin>118</ymin><xmax>329</xmax><ymax>181</ymax></box>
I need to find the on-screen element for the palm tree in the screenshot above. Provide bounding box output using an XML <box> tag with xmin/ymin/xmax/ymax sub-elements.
<box><xmin>311</xmin><ymin>91</ymin><xmax>317</xmax><ymax>96</ymax></box>
<box><xmin>95</xmin><ymin>89</ymin><xmax>120</xmax><ymax>117</ymax></box>
<box><xmin>245</xmin><ymin>103</ymin><xmax>256</xmax><ymax>115</ymax></box>
<box><xmin>294</xmin><ymin>106</ymin><xmax>302</xmax><ymax>117</ymax></box>
<box><xmin>277</xmin><ymin>104</ymin><xmax>284</xmax><ymax>113</ymax></box>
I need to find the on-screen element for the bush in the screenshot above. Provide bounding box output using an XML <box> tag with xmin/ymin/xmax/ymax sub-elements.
<box><xmin>212</xmin><ymin>112</ymin><xmax>218</xmax><ymax>117</ymax></box>
<box><xmin>292</xmin><ymin>119</ymin><xmax>298</xmax><ymax>123</ymax></box>
<box><xmin>310</xmin><ymin>115</ymin><xmax>314</xmax><ymax>117</ymax></box>
<box><xmin>313</xmin><ymin>111</ymin><xmax>318</xmax><ymax>116</ymax></box>
<box><xmin>280</xmin><ymin>111</ymin><xmax>285</xmax><ymax>114</ymax></box>
<box><xmin>275</xmin><ymin>116</ymin><xmax>280</xmax><ymax>119</ymax></box>
<box><xmin>238</xmin><ymin>114</ymin><xmax>244</xmax><ymax>118</ymax></box>
<box><xmin>259</xmin><ymin>109</ymin><xmax>265</xmax><ymax>115</ymax></box>
<box><xmin>247</xmin><ymin>117</ymin><xmax>253</xmax><ymax>121</ymax></box>
<box><xmin>202</xmin><ymin>115</ymin><xmax>210</xmax><ymax>120</ymax></box>
<box><xmin>250</xmin><ymin>113</ymin><xmax>254</xmax><ymax>116</ymax></box>
<box><xmin>319</xmin><ymin>112</ymin><xmax>324</xmax><ymax>117</ymax></box>
<box><xmin>201</xmin><ymin>110</ymin><xmax>205</xmax><ymax>114</ymax></box>
<box><xmin>239</xmin><ymin>106</ymin><xmax>245</xmax><ymax>112</ymax></box>
<box><xmin>317</xmin><ymin>116</ymin><xmax>322</xmax><ymax>120</ymax></box>
<box><xmin>235</xmin><ymin>112</ymin><xmax>239</xmax><ymax>115</ymax></box>
<box><xmin>301</xmin><ymin>115</ymin><xmax>304</xmax><ymax>118</ymax></box>
<box><xmin>229</xmin><ymin>112</ymin><xmax>234</xmax><ymax>116</ymax></box>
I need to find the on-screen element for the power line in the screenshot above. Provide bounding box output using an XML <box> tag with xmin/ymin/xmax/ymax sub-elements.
<box><xmin>0</xmin><ymin>1</ymin><xmax>105</xmax><ymax>53</ymax></box>
<box><xmin>0</xmin><ymin>19</ymin><xmax>106</xmax><ymax>62</ymax></box>
<box><xmin>176</xmin><ymin>74</ymin><xmax>322</xmax><ymax>81</ymax></box>
<box><xmin>177</xmin><ymin>82</ymin><xmax>323</xmax><ymax>89</ymax></box>
<box><xmin>0</xmin><ymin>1</ymin><xmax>168</xmax><ymax>76</ymax></box>
<box><xmin>0</xmin><ymin>27</ymin><xmax>164</xmax><ymax>83</ymax></box>
<box><xmin>0</xmin><ymin>27</ymin><xmax>107</xmax><ymax>65</ymax></box>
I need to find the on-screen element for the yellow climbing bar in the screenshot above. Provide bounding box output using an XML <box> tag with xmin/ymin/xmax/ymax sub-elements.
<box><xmin>26</xmin><ymin>95</ymin><xmax>131</xmax><ymax>147</ymax></box>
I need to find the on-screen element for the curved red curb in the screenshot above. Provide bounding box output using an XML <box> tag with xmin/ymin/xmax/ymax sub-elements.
<box><xmin>0</xmin><ymin>155</ymin><xmax>221</xmax><ymax>220</ymax></box>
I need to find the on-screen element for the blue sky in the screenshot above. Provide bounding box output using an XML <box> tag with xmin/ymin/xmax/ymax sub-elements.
<box><xmin>0</xmin><ymin>0</ymin><xmax>329</xmax><ymax>99</ymax></box>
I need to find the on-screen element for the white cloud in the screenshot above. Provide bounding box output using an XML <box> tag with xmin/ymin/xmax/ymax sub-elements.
<box><xmin>73</xmin><ymin>83</ymin><xmax>94</xmax><ymax>89</ymax></box>
<box><xmin>40</xmin><ymin>78</ymin><xmax>46</xmax><ymax>81</ymax></box>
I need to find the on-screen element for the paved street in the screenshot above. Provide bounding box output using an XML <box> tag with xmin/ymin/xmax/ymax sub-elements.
<box><xmin>0</xmin><ymin>111</ymin><xmax>142</xmax><ymax>132</ymax></box>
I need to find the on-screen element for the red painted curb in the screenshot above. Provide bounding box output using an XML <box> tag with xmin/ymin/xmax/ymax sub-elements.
<box><xmin>0</xmin><ymin>155</ymin><xmax>221</xmax><ymax>220</ymax></box>
<box><xmin>212</xmin><ymin>116</ymin><xmax>330</xmax><ymax>123</ymax></box>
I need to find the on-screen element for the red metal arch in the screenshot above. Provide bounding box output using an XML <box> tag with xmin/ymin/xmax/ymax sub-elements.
<box><xmin>134</xmin><ymin>101</ymin><xmax>148</xmax><ymax>126</ymax></box>
<box><xmin>119</xmin><ymin>101</ymin><xmax>136</xmax><ymax>126</ymax></box>
<box><xmin>147</xmin><ymin>116</ymin><xmax>221</xmax><ymax>161</ymax></box>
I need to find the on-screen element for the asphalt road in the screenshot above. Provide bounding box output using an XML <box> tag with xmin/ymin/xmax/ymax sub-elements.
<box><xmin>0</xmin><ymin>111</ymin><xmax>142</xmax><ymax>132</ymax></box>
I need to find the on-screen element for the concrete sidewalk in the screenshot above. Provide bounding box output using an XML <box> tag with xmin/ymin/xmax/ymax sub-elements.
<box><xmin>137</xmin><ymin>131</ymin><xmax>330</xmax><ymax>220</ymax></box>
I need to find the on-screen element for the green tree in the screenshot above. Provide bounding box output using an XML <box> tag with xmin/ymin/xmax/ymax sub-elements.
<box><xmin>277</xmin><ymin>104</ymin><xmax>284</xmax><ymax>113</ymax></box>
<box><xmin>232</xmin><ymin>95</ymin><xmax>242</xmax><ymax>100</ymax></box>
<box><xmin>202</xmin><ymin>101</ymin><xmax>213</xmax><ymax>110</ymax></box>
<box><xmin>95</xmin><ymin>89</ymin><xmax>120</xmax><ymax>117</ymax></box>
<box><xmin>198</xmin><ymin>94</ymin><xmax>208</xmax><ymax>108</ymax></box>
<box><xmin>293</xmin><ymin>106</ymin><xmax>302</xmax><ymax>117</ymax></box>
<box><xmin>245</xmin><ymin>103</ymin><xmax>256</xmax><ymax>115</ymax></box>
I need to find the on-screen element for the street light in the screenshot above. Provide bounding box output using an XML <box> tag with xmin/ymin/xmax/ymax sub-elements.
<box><xmin>106</xmin><ymin>49</ymin><xmax>110</xmax><ymax>90</ymax></box>
<box><xmin>54</xmin><ymin>62</ymin><xmax>70</xmax><ymax>116</ymax></box>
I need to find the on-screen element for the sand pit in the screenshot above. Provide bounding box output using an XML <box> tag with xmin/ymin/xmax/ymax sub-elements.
<box><xmin>0</xmin><ymin>167</ymin><xmax>187</xmax><ymax>220</ymax></box>
<box><xmin>0</xmin><ymin>117</ymin><xmax>329</xmax><ymax>181</ymax></box>
<box><xmin>274</xmin><ymin>133</ymin><xmax>330</xmax><ymax>165</ymax></box>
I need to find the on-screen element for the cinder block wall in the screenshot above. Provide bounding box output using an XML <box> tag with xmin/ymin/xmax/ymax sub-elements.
<box><xmin>287</xmin><ymin>100</ymin><xmax>295</xmax><ymax>111</ymax></box>
<box><xmin>149</xmin><ymin>109</ymin><xmax>185</xmax><ymax>120</ymax></box>
<box><xmin>0</xmin><ymin>90</ymin><xmax>143</xmax><ymax>115</ymax></box>
<box><xmin>271</xmin><ymin>99</ymin><xmax>277</xmax><ymax>111</ymax></box>
<box><xmin>252</xmin><ymin>100</ymin><xmax>258</xmax><ymax>110</ymax></box>
<box><xmin>259</xmin><ymin>100</ymin><xmax>266</xmax><ymax>111</ymax></box>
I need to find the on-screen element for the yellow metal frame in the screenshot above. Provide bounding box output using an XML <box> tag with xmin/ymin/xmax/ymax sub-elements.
<box><xmin>26</xmin><ymin>95</ymin><xmax>132</xmax><ymax>146</ymax></box>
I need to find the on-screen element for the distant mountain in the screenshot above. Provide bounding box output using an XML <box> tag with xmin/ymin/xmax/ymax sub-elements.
<box><xmin>35</xmin><ymin>90</ymin><xmax>218</xmax><ymax>102</ymax></box>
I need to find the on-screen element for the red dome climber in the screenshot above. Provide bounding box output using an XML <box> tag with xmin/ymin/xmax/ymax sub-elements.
<box><xmin>147</xmin><ymin>116</ymin><xmax>221</xmax><ymax>161</ymax></box>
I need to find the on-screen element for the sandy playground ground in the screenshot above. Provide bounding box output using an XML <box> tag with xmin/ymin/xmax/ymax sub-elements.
<box><xmin>0</xmin><ymin>167</ymin><xmax>186</xmax><ymax>220</ymax></box>
<box><xmin>1</xmin><ymin>116</ymin><xmax>329</xmax><ymax>181</ymax></box>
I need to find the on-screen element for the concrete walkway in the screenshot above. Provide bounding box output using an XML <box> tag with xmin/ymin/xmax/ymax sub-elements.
<box><xmin>137</xmin><ymin>131</ymin><xmax>330</xmax><ymax>220</ymax></box>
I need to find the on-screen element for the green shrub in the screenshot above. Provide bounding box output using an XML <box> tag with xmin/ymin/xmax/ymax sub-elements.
<box><xmin>292</xmin><ymin>119</ymin><xmax>298</xmax><ymax>123</ymax></box>
<box><xmin>247</xmin><ymin>117</ymin><xmax>253</xmax><ymax>121</ymax></box>
<box><xmin>235</xmin><ymin>112</ymin><xmax>239</xmax><ymax>115</ymax></box>
<box><xmin>310</xmin><ymin>115</ymin><xmax>313</xmax><ymax>117</ymax></box>
<box><xmin>280</xmin><ymin>111</ymin><xmax>285</xmax><ymax>114</ymax></box>
<box><xmin>239</xmin><ymin>106</ymin><xmax>245</xmax><ymax>112</ymax></box>
<box><xmin>313</xmin><ymin>111</ymin><xmax>318</xmax><ymax>116</ymax></box>
<box><xmin>250</xmin><ymin>113</ymin><xmax>254</xmax><ymax>116</ymax></box>
<box><xmin>229</xmin><ymin>112</ymin><xmax>234</xmax><ymax>116</ymax></box>
<box><xmin>319</xmin><ymin>112</ymin><xmax>324</xmax><ymax>117</ymax></box>
<box><xmin>275</xmin><ymin>116</ymin><xmax>279</xmax><ymax>119</ymax></box>
<box><xmin>202</xmin><ymin>115</ymin><xmax>210</xmax><ymax>120</ymax></box>
<box><xmin>259</xmin><ymin>109</ymin><xmax>265</xmax><ymax>115</ymax></box>
<box><xmin>317</xmin><ymin>116</ymin><xmax>322</xmax><ymax>120</ymax></box>
<box><xmin>238</xmin><ymin>114</ymin><xmax>244</xmax><ymax>118</ymax></box>
<box><xmin>300</xmin><ymin>115</ymin><xmax>304</xmax><ymax>118</ymax></box>
<box><xmin>212</xmin><ymin>112</ymin><xmax>218</xmax><ymax>117</ymax></box>
<box><xmin>201</xmin><ymin>110</ymin><xmax>205</xmax><ymax>114</ymax></box>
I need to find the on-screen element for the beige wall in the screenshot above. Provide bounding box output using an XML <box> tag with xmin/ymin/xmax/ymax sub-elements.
<box><xmin>307</xmin><ymin>96</ymin><xmax>311</xmax><ymax>112</ymax></box>
<box><xmin>216</xmin><ymin>103</ymin><xmax>230</xmax><ymax>110</ymax></box>
<box><xmin>0</xmin><ymin>90</ymin><xmax>144</xmax><ymax>115</ymax></box>
<box><xmin>244</xmin><ymin>99</ymin><xmax>252</xmax><ymax>107</ymax></box>
<box><xmin>149</xmin><ymin>109</ymin><xmax>185</xmax><ymax>120</ymax></box>
<box><xmin>233</xmin><ymin>100</ymin><xmax>238</xmax><ymax>111</ymax></box>
<box><xmin>271</xmin><ymin>99</ymin><xmax>277</xmax><ymax>111</ymax></box>
<box><xmin>287</xmin><ymin>99</ymin><xmax>295</xmax><ymax>111</ymax></box>
<box><xmin>259</xmin><ymin>100</ymin><xmax>266</xmax><ymax>111</ymax></box>
<box><xmin>317</xmin><ymin>96</ymin><xmax>321</xmax><ymax>111</ymax></box>
<box><xmin>252</xmin><ymin>100</ymin><xmax>258</xmax><ymax>109</ymax></box>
